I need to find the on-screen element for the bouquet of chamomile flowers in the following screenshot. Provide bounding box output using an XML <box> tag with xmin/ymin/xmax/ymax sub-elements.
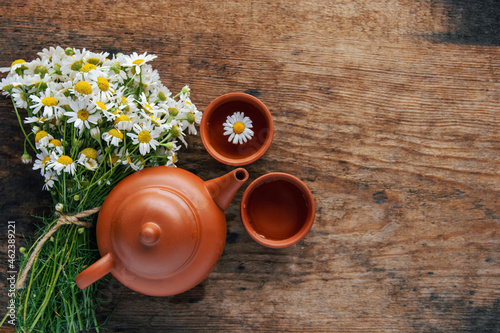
<box><xmin>0</xmin><ymin>46</ymin><xmax>202</xmax><ymax>332</ymax></box>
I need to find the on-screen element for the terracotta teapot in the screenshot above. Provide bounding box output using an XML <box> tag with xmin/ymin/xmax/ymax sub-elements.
<box><xmin>76</xmin><ymin>166</ymin><xmax>249</xmax><ymax>296</ymax></box>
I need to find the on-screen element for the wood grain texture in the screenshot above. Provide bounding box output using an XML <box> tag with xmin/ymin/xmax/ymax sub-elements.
<box><xmin>0</xmin><ymin>0</ymin><xmax>499</xmax><ymax>332</ymax></box>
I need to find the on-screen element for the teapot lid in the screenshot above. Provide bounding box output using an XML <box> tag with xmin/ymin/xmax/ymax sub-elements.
<box><xmin>110</xmin><ymin>187</ymin><xmax>200</xmax><ymax>277</ymax></box>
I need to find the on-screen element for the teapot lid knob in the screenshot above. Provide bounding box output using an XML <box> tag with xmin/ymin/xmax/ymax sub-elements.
<box><xmin>140</xmin><ymin>222</ymin><xmax>161</xmax><ymax>246</ymax></box>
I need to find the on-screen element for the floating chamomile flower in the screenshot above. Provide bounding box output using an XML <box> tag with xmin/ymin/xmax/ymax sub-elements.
<box><xmin>223</xmin><ymin>111</ymin><xmax>254</xmax><ymax>144</ymax></box>
<box><xmin>127</xmin><ymin>122</ymin><xmax>161</xmax><ymax>155</ymax></box>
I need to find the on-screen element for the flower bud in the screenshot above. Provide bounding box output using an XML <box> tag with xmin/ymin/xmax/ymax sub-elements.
<box><xmin>181</xmin><ymin>85</ymin><xmax>190</xmax><ymax>95</ymax></box>
<box><xmin>110</xmin><ymin>61</ymin><xmax>121</xmax><ymax>74</ymax></box>
<box><xmin>73</xmin><ymin>194</ymin><xmax>80</xmax><ymax>201</ymax></box>
<box><xmin>165</xmin><ymin>142</ymin><xmax>174</xmax><ymax>151</ymax></box>
<box><xmin>55</xmin><ymin>203</ymin><xmax>64</xmax><ymax>212</ymax></box>
<box><xmin>65</xmin><ymin>47</ymin><xmax>75</xmax><ymax>56</ymax></box>
<box><xmin>78</xmin><ymin>227</ymin><xmax>85</xmax><ymax>234</ymax></box>
<box><xmin>90</xmin><ymin>127</ymin><xmax>101</xmax><ymax>140</ymax></box>
<box><xmin>73</xmin><ymin>139</ymin><xmax>83</xmax><ymax>149</ymax></box>
<box><xmin>21</xmin><ymin>152</ymin><xmax>33</xmax><ymax>164</ymax></box>
<box><xmin>20</xmin><ymin>247</ymin><xmax>27</xmax><ymax>255</ymax></box>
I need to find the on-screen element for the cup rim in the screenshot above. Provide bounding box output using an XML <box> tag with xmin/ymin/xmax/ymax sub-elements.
<box><xmin>200</xmin><ymin>92</ymin><xmax>274</xmax><ymax>166</ymax></box>
<box><xmin>240</xmin><ymin>172</ymin><xmax>315</xmax><ymax>248</ymax></box>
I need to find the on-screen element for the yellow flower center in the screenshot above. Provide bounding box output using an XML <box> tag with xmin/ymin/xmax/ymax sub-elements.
<box><xmin>150</xmin><ymin>115</ymin><xmax>161</xmax><ymax>126</ymax></box>
<box><xmin>35</xmin><ymin>130</ymin><xmax>49</xmax><ymax>142</ymax></box>
<box><xmin>42</xmin><ymin>156</ymin><xmax>51</xmax><ymax>165</ymax></box>
<box><xmin>132</xmin><ymin>59</ymin><xmax>144</xmax><ymax>66</ymax></box>
<box><xmin>80</xmin><ymin>63</ymin><xmax>97</xmax><ymax>72</ymax></box>
<box><xmin>11</xmin><ymin>59</ymin><xmax>26</xmax><ymax>67</ymax></box>
<box><xmin>41</xmin><ymin>96</ymin><xmax>58</xmax><ymax>107</ymax></box>
<box><xmin>114</xmin><ymin>114</ymin><xmax>130</xmax><ymax>124</ymax></box>
<box><xmin>97</xmin><ymin>77</ymin><xmax>110</xmax><ymax>91</ymax></box>
<box><xmin>74</xmin><ymin>81</ymin><xmax>92</xmax><ymax>95</ymax></box>
<box><xmin>119</xmin><ymin>96</ymin><xmax>130</xmax><ymax>111</ymax></box>
<box><xmin>57</xmin><ymin>155</ymin><xmax>73</xmax><ymax>165</ymax></box>
<box><xmin>137</xmin><ymin>130</ymin><xmax>151</xmax><ymax>143</ymax></box>
<box><xmin>49</xmin><ymin>139</ymin><xmax>62</xmax><ymax>146</ymax></box>
<box><xmin>233</xmin><ymin>122</ymin><xmax>245</xmax><ymax>134</ymax></box>
<box><xmin>77</xmin><ymin>109</ymin><xmax>90</xmax><ymax>121</ymax></box>
<box><xmin>96</xmin><ymin>101</ymin><xmax>107</xmax><ymax>110</ymax></box>
<box><xmin>81</xmin><ymin>148</ymin><xmax>97</xmax><ymax>159</ymax></box>
<box><xmin>108</xmin><ymin>129</ymin><xmax>123</xmax><ymax>139</ymax></box>
<box><xmin>171</xmin><ymin>154</ymin><xmax>177</xmax><ymax>164</ymax></box>
<box><xmin>71</xmin><ymin>60</ymin><xmax>84</xmax><ymax>71</ymax></box>
<box><xmin>143</xmin><ymin>103</ymin><xmax>153</xmax><ymax>112</ymax></box>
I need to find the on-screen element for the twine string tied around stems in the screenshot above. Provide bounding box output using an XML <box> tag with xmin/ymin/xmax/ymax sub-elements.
<box><xmin>15</xmin><ymin>206</ymin><xmax>101</xmax><ymax>290</ymax></box>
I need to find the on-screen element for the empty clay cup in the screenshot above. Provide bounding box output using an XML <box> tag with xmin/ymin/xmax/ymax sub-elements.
<box><xmin>200</xmin><ymin>92</ymin><xmax>274</xmax><ymax>166</ymax></box>
<box><xmin>240</xmin><ymin>172</ymin><xmax>315</xmax><ymax>248</ymax></box>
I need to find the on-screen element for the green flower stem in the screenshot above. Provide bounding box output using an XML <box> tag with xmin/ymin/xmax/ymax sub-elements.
<box><xmin>159</xmin><ymin>132</ymin><xmax>173</xmax><ymax>145</ymax></box>
<box><xmin>11</xmin><ymin>98</ymin><xmax>37</xmax><ymax>153</ymax></box>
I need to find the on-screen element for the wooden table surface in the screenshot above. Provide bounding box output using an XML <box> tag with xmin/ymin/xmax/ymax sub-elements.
<box><xmin>1</xmin><ymin>0</ymin><xmax>499</xmax><ymax>332</ymax></box>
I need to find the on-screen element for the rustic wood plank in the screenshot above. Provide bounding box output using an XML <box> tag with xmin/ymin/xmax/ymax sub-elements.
<box><xmin>1</xmin><ymin>0</ymin><xmax>499</xmax><ymax>332</ymax></box>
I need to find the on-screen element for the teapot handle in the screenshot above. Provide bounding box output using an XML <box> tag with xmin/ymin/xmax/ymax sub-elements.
<box><xmin>75</xmin><ymin>252</ymin><xmax>114</xmax><ymax>289</ymax></box>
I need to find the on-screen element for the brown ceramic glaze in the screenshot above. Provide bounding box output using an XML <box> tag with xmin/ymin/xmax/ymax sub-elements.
<box><xmin>240</xmin><ymin>172</ymin><xmax>315</xmax><ymax>248</ymax></box>
<box><xmin>76</xmin><ymin>166</ymin><xmax>248</xmax><ymax>296</ymax></box>
<box><xmin>200</xmin><ymin>93</ymin><xmax>274</xmax><ymax>166</ymax></box>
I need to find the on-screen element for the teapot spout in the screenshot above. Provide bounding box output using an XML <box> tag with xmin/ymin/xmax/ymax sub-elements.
<box><xmin>205</xmin><ymin>168</ymin><xmax>249</xmax><ymax>211</ymax></box>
